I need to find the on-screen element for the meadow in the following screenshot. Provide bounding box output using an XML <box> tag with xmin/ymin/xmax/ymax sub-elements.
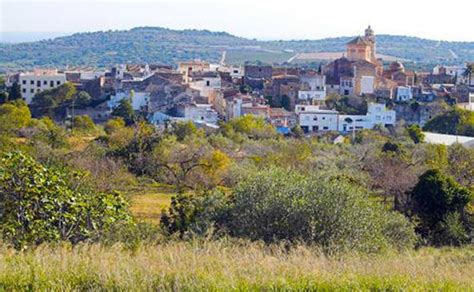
<box><xmin>0</xmin><ymin>241</ymin><xmax>472</xmax><ymax>290</ymax></box>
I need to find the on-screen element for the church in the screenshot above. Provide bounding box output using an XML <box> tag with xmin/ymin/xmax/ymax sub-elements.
<box><xmin>324</xmin><ymin>26</ymin><xmax>413</xmax><ymax>98</ymax></box>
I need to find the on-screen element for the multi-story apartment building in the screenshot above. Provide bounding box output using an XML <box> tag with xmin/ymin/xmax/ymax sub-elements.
<box><xmin>17</xmin><ymin>69</ymin><xmax>67</xmax><ymax>103</ymax></box>
<box><xmin>296</xmin><ymin>103</ymin><xmax>395</xmax><ymax>133</ymax></box>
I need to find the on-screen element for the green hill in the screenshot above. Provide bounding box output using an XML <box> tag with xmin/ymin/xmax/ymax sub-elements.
<box><xmin>1</xmin><ymin>26</ymin><xmax>473</xmax><ymax>71</ymax></box>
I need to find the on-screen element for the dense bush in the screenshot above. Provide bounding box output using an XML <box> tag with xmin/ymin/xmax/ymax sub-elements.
<box><xmin>0</xmin><ymin>151</ymin><xmax>131</xmax><ymax>249</ymax></box>
<box><xmin>226</xmin><ymin>168</ymin><xmax>416</xmax><ymax>252</ymax></box>
<box><xmin>423</xmin><ymin>108</ymin><xmax>474</xmax><ymax>136</ymax></box>
<box><xmin>410</xmin><ymin>169</ymin><xmax>472</xmax><ymax>246</ymax></box>
<box><xmin>161</xmin><ymin>168</ymin><xmax>416</xmax><ymax>252</ymax></box>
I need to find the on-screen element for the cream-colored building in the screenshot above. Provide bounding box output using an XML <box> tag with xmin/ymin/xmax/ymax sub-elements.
<box><xmin>178</xmin><ymin>61</ymin><xmax>211</xmax><ymax>83</ymax></box>
<box><xmin>18</xmin><ymin>69</ymin><xmax>67</xmax><ymax>103</ymax></box>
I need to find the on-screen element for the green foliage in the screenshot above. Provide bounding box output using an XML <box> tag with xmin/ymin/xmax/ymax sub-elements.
<box><xmin>0</xmin><ymin>100</ymin><xmax>31</xmax><ymax>135</ymax></box>
<box><xmin>291</xmin><ymin>125</ymin><xmax>305</xmax><ymax>138</ymax></box>
<box><xmin>410</xmin><ymin>169</ymin><xmax>472</xmax><ymax>246</ymax></box>
<box><xmin>74</xmin><ymin>91</ymin><xmax>92</xmax><ymax>107</ymax></box>
<box><xmin>1</xmin><ymin>28</ymin><xmax>473</xmax><ymax>69</ymax></box>
<box><xmin>111</xmin><ymin>98</ymin><xmax>135</xmax><ymax>126</ymax></box>
<box><xmin>6</xmin><ymin>82</ymin><xmax>22</xmax><ymax>101</ymax></box>
<box><xmin>223</xmin><ymin>115</ymin><xmax>276</xmax><ymax>139</ymax></box>
<box><xmin>446</xmin><ymin>144</ymin><xmax>474</xmax><ymax>188</ymax></box>
<box><xmin>30</xmin><ymin>82</ymin><xmax>77</xmax><ymax>118</ymax></box>
<box><xmin>104</xmin><ymin>117</ymin><xmax>126</xmax><ymax>135</ymax></box>
<box><xmin>168</xmin><ymin>121</ymin><xmax>203</xmax><ymax>141</ymax></box>
<box><xmin>32</xmin><ymin>117</ymin><xmax>69</xmax><ymax>149</ymax></box>
<box><xmin>160</xmin><ymin>191</ymin><xmax>228</xmax><ymax>238</ymax></box>
<box><xmin>423</xmin><ymin>108</ymin><xmax>474</xmax><ymax>136</ymax></box>
<box><xmin>325</xmin><ymin>93</ymin><xmax>368</xmax><ymax>115</ymax></box>
<box><xmin>72</xmin><ymin>115</ymin><xmax>97</xmax><ymax>135</ymax></box>
<box><xmin>407</xmin><ymin>124</ymin><xmax>424</xmax><ymax>144</ymax></box>
<box><xmin>225</xmin><ymin>168</ymin><xmax>416</xmax><ymax>252</ymax></box>
<box><xmin>0</xmin><ymin>151</ymin><xmax>131</xmax><ymax>249</ymax></box>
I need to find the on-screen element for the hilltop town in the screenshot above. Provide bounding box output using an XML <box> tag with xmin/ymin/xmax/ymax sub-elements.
<box><xmin>0</xmin><ymin>25</ymin><xmax>473</xmax><ymax>290</ymax></box>
<box><xmin>2</xmin><ymin>27</ymin><xmax>473</xmax><ymax>140</ymax></box>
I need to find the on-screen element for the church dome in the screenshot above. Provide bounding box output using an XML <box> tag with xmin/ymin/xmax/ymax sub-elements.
<box><xmin>390</xmin><ymin>61</ymin><xmax>404</xmax><ymax>71</ymax></box>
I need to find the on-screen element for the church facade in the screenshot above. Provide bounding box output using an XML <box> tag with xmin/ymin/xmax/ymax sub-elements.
<box><xmin>325</xmin><ymin>26</ymin><xmax>414</xmax><ymax>98</ymax></box>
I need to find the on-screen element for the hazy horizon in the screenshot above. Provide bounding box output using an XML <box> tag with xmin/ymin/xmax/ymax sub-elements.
<box><xmin>1</xmin><ymin>0</ymin><xmax>474</xmax><ymax>43</ymax></box>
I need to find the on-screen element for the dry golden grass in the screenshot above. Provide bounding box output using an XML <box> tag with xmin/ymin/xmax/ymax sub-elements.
<box><xmin>128</xmin><ymin>184</ymin><xmax>176</xmax><ymax>224</ymax></box>
<box><xmin>129</xmin><ymin>192</ymin><xmax>173</xmax><ymax>224</ymax></box>
<box><xmin>0</xmin><ymin>241</ymin><xmax>471</xmax><ymax>290</ymax></box>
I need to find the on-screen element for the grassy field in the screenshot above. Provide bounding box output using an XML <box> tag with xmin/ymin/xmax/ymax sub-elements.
<box><xmin>0</xmin><ymin>241</ymin><xmax>471</xmax><ymax>290</ymax></box>
<box><xmin>128</xmin><ymin>184</ymin><xmax>175</xmax><ymax>224</ymax></box>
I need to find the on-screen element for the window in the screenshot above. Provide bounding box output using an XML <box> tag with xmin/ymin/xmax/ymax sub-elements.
<box><xmin>30</xmin><ymin>89</ymin><xmax>34</xmax><ymax>93</ymax></box>
<box><xmin>30</xmin><ymin>80</ymin><xmax>34</xmax><ymax>85</ymax></box>
<box><xmin>313</xmin><ymin>126</ymin><xmax>319</xmax><ymax>131</ymax></box>
<box><xmin>344</xmin><ymin>90</ymin><xmax>349</xmax><ymax>95</ymax></box>
<box><xmin>322</xmin><ymin>117</ymin><xmax>326</xmax><ymax>120</ymax></box>
<box><xmin>22</xmin><ymin>80</ymin><xmax>26</xmax><ymax>85</ymax></box>
<box><xmin>37</xmin><ymin>80</ymin><xmax>41</xmax><ymax>87</ymax></box>
<box><xmin>22</xmin><ymin>88</ymin><xmax>26</xmax><ymax>93</ymax></box>
<box><xmin>313</xmin><ymin>117</ymin><xmax>318</xmax><ymax>121</ymax></box>
<box><xmin>57</xmin><ymin>81</ymin><xmax>61</xmax><ymax>85</ymax></box>
<box><xmin>43</xmin><ymin>80</ymin><xmax>47</xmax><ymax>85</ymax></box>
<box><xmin>323</xmin><ymin>126</ymin><xmax>329</xmax><ymax>130</ymax></box>
<box><xmin>50</xmin><ymin>81</ymin><xmax>54</xmax><ymax>87</ymax></box>
<box><xmin>206</xmin><ymin>80</ymin><xmax>210</xmax><ymax>86</ymax></box>
<box><xmin>300</xmin><ymin>107</ymin><xmax>305</xmax><ymax>111</ymax></box>
<box><xmin>233</xmin><ymin>70</ymin><xmax>238</xmax><ymax>74</ymax></box>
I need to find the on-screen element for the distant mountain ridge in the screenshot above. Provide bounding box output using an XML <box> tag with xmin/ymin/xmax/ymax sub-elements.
<box><xmin>0</xmin><ymin>26</ymin><xmax>473</xmax><ymax>71</ymax></box>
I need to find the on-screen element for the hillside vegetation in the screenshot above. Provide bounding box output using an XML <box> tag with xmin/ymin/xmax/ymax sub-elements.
<box><xmin>1</xmin><ymin>27</ymin><xmax>473</xmax><ymax>70</ymax></box>
<box><xmin>0</xmin><ymin>99</ymin><xmax>472</xmax><ymax>289</ymax></box>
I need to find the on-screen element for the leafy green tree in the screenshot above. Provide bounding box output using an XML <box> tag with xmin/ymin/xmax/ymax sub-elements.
<box><xmin>30</xmin><ymin>82</ymin><xmax>77</xmax><ymax>118</ymax></box>
<box><xmin>72</xmin><ymin>115</ymin><xmax>97</xmax><ymax>135</ymax></box>
<box><xmin>149</xmin><ymin>135</ymin><xmax>228</xmax><ymax>192</ymax></box>
<box><xmin>105</xmin><ymin>117</ymin><xmax>126</xmax><ymax>135</ymax></box>
<box><xmin>0</xmin><ymin>100</ymin><xmax>31</xmax><ymax>135</ymax></box>
<box><xmin>32</xmin><ymin>117</ymin><xmax>69</xmax><ymax>149</ymax></box>
<box><xmin>223</xmin><ymin>115</ymin><xmax>276</xmax><ymax>139</ymax></box>
<box><xmin>74</xmin><ymin>91</ymin><xmax>92</xmax><ymax>107</ymax></box>
<box><xmin>291</xmin><ymin>125</ymin><xmax>305</xmax><ymax>138</ymax></box>
<box><xmin>423</xmin><ymin>108</ymin><xmax>474</xmax><ymax>136</ymax></box>
<box><xmin>168</xmin><ymin>121</ymin><xmax>203</xmax><ymax>141</ymax></box>
<box><xmin>160</xmin><ymin>191</ymin><xmax>228</xmax><ymax>239</ymax></box>
<box><xmin>446</xmin><ymin>144</ymin><xmax>474</xmax><ymax>187</ymax></box>
<box><xmin>410</xmin><ymin>169</ymin><xmax>472</xmax><ymax>245</ymax></box>
<box><xmin>407</xmin><ymin>124</ymin><xmax>424</xmax><ymax>144</ymax></box>
<box><xmin>7</xmin><ymin>82</ymin><xmax>22</xmax><ymax>101</ymax></box>
<box><xmin>0</xmin><ymin>151</ymin><xmax>131</xmax><ymax>249</ymax></box>
<box><xmin>111</xmin><ymin>98</ymin><xmax>135</xmax><ymax>125</ymax></box>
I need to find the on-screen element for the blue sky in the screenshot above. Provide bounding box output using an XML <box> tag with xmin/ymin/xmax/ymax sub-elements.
<box><xmin>1</xmin><ymin>0</ymin><xmax>473</xmax><ymax>42</ymax></box>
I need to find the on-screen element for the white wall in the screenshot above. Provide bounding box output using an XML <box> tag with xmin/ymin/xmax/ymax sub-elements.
<box><xmin>360</xmin><ymin>76</ymin><xmax>375</xmax><ymax>94</ymax></box>
<box><xmin>19</xmin><ymin>72</ymin><xmax>66</xmax><ymax>104</ymax></box>
<box><xmin>189</xmin><ymin>77</ymin><xmax>222</xmax><ymax>98</ymax></box>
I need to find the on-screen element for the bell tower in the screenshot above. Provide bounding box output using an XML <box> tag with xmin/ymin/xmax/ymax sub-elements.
<box><xmin>364</xmin><ymin>25</ymin><xmax>376</xmax><ymax>62</ymax></box>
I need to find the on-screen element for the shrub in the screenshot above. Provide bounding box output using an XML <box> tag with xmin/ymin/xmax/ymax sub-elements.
<box><xmin>407</xmin><ymin>124</ymin><xmax>424</xmax><ymax>144</ymax></box>
<box><xmin>225</xmin><ymin>168</ymin><xmax>416</xmax><ymax>252</ymax></box>
<box><xmin>0</xmin><ymin>151</ymin><xmax>131</xmax><ymax>249</ymax></box>
<box><xmin>72</xmin><ymin>115</ymin><xmax>98</xmax><ymax>135</ymax></box>
<box><xmin>410</xmin><ymin>169</ymin><xmax>472</xmax><ymax>246</ymax></box>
